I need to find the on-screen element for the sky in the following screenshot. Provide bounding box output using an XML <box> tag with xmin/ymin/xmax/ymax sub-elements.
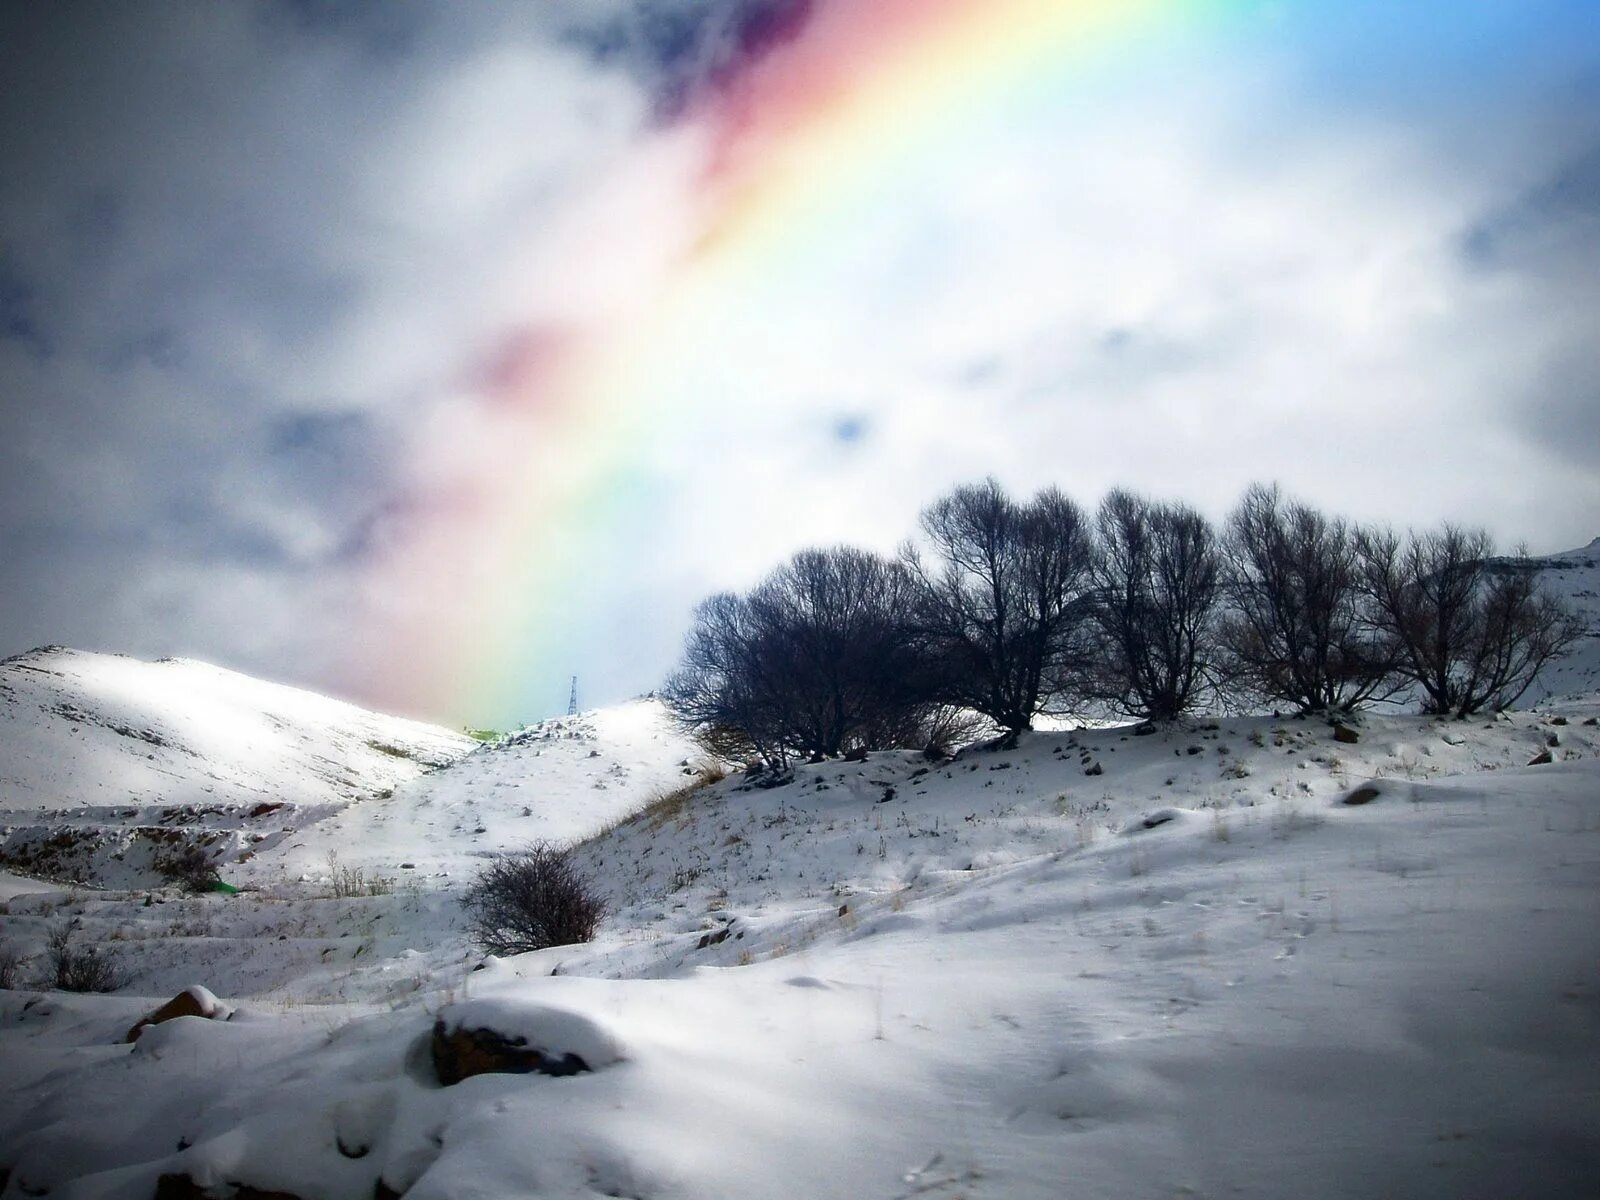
<box><xmin>1</xmin><ymin>0</ymin><xmax>1598</xmax><ymax>730</ymax></box>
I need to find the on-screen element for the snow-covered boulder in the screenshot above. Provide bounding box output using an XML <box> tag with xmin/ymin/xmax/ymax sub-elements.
<box><xmin>126</xmin><ymin>984</ymin><xmax>233</xmax><ymax>1043</ymax></box>
<box><xmin>430</xmin><ymin>998</ymin><xmax>624</xmax><ymax>1086</ymax></box>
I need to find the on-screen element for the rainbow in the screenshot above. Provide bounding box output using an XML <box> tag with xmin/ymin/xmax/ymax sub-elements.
<box><xmin>365</xmin><ymin>0</ymin><xmax>1241</xmax><ymax>724</ymax></box>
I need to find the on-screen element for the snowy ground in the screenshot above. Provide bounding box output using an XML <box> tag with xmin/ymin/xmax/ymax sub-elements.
<box><xmin>2</xmin><ymin>543</ymin><xmax>1597</xmax><ymax>1198</ymax></box>
<box><xmin>2</xmin><ymin>689</ymin><xmax>1598</xmax><ymax>1197</ymax></box>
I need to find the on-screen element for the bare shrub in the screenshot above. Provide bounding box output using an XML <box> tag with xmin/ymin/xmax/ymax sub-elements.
<box><xmin>154</xmin><ymin>843</ymin><xmax>220</xmax><ymax>894</ymax></box>
<box><xmin>46</xmin><ymin>923</ymin><xmax>123</xmax><ymax>993</ymax></box>
<box><xmin>326</xmin><ymin>851</ymin><xmax>385</xmax><ymax>899</ymax></box>
<box><xmin>914</xmin><ymin>705</ymin><xmax>991</xmax><ymax>758</ymax></box>
<box><xmin>461</xmin><ymin>843</ymin><xmax>606</xmax><ymax>956</ymax></box>
<box><xmin>0</xmin><ymin>939</ymin><xmax>25</xmax><ymax>989</ymax></box>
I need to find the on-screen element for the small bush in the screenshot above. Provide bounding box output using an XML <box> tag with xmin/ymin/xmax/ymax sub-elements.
<box><xmin>916</xmin><ymin>706</ymin><xmax>990</xmax><ymax>759</ymax></box>
<box><xmin>327</xmin><ymin>851</ymin><xmax>381</xmax><ymax>899</ymax></box>
<box><xmin>154</xmin><ymin>843</ymin><xmax>221</xmax><ymax>894</ymax></box>
<box><xmin>461</xmin><ymin>843</ymin><xmax>606</xmax><ymax>956</ymax></box>
<box><xmin>0</xmin><ymin>939</ymin><xmax>25</xmax><ymax>989</ymax></box>
<box><xmin>45</xmin><ymin>924</ymin><xmax>123</xmax><ymax>993</ymax></box>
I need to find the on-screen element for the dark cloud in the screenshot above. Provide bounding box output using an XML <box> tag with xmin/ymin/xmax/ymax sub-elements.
<box><xmin>0</xmin><ymin>2</ymin><xmax>665</xmax><ymax>705</ymax></box>
<box><xmin>1456</xmin><ymin>136</ymin><xmax>1600</xmax><ymax>472</ymax></box>
<box><xmin>0</xmin><ymin>249</ymin><xmax>49</xmax><ymax>356</ymax></box>
<box><xmin>562</xmin><ymin>0</ymin><xmax>815</xmax><ymax>118</ymax></box>
<box><xmin>1462</xmin><ymin>142</ymin><xmax>1600</xmax><ymax>266</ymax></box>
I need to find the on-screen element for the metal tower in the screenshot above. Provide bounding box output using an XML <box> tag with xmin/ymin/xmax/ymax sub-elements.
<box><xmin>567</xmin><ymin>675</ymin><xmax>578</xmax><ymax>716</ymax></box>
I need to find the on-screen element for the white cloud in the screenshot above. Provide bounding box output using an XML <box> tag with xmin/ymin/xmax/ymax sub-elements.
<box><xmin>1</xmin><ymin>2</ymin><xmax>1597</xmax><ymax>725</ymax></box>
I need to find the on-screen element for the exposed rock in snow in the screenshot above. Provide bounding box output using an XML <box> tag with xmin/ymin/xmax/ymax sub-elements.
<box><xmin>126</xmin><ymin>984</ymin><xmax>233</xmax><ymax>1042</ymax></box>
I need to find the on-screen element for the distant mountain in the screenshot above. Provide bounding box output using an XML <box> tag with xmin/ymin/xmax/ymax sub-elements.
<box><xmin>1517</xmin><ymin>538</ymin><xmax>1600</xmax><ymax>702</ymax></box>
<box><xmin>0</xmin><ymin>647</ymin><xmax>708</xmax><ymax>890</ymax></box>
<box><xmin>0</xmin><ymin>646</ymin><xmax>475</xmax><ymax>886</ymax></box>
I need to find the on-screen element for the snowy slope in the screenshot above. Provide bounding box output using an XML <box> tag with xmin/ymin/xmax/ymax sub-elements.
<box><xmin>2</xmin><ymin>699</ymin><xmax>1597</xmax><ymax>1198</ymax></box>
<box><xmin>0</xmin><ymin>647</ymin><xmax>475</xmax><ymax>886</ymax></box>
<box><xmin>248</xmin><ymin>699</ymin><xmax>715</xmax><ymax>886</ymax></box>
<box><xmin>1523</xmin><ymin>536</ymin><xmax>1600</xmax><ymax>701</ymax></box>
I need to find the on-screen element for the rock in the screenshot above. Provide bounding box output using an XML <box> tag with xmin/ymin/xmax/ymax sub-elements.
<box><xmin>374</xmin><ymin>1181</ymin><xmax>404</xmax><ymax>1200</ymax></box>
<box><xmin>696</xmin><ymin>927</ymin><xmax>730</xmax><ymax>950</ymax></box>
<box><xmin>126</xmin><ymin>985</ymin><xmax>232</xmax><ymax>1043</ymax></box>
<box><xmin>1332</xmin><ymin>722</ymin><xmax>1359</xmax><ymax>744</ymax></box>
<box><xmin>1084</xmin><ymin>762</ymin><xmax>1103</xmax><ymax>776</ymax></box>
<box><xmin>1528</xmin><ymin>748</ymin><xmax>1553</xmax><ymax>766</ymax></box>
<box><xmin>843</xmin><ymin>746</ymin><xmax>868</xmax><ymax>763</ymax></box>
<box><xmin>1548</xmin><ymin>715</ymin><xmax>1569</xmax><ymax>726</ymax></box>
<box><xmin>432</xmin><ymin>1020</ymin><xmax>590</xmax><ymax>1086</ymax></box>
<box><xmin>1342</xmin><ymin>785</ymin><xmax>1382</xmax><ymax>806</ymax></box>
<box><xmin>1440</xmin><ymin>729</ymin><xmax>1466</xmax><ymax>746</ymax></box>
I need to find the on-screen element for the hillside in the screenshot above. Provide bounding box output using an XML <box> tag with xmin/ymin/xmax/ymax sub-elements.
<box><xmin>0</xmin><ymin>647</ymin><xmax>475</xmax><ymax>887</ymax></box>
<box><xmin>245</xmin><ymin>698</ymin><xmax>715</xmax><ymax>887</ymax></box>
<box><xmin>1521</xmin><ymin>536</ymin><xmax>1600</xmax><ymax>701</ymax></box>
<box><xmin>2</xmin><ymin>690</ymin><xmax>1597</xmax><ymax>1197</ymax></box>
<box><xmin>0</xmin><ymin>649</ymin><xmax>707</xmax><ymax>895</ymax></box>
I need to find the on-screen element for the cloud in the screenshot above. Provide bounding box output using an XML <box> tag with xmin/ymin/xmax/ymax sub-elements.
<box><xmin>0</xmin><ymin>3</ymin><xmax>657</xmax><ymax>703</ymax></box>
<box><xmin>1</xmin><ymin>1</ymin><xmax>1597</xmax><ymax>726</ymax></box>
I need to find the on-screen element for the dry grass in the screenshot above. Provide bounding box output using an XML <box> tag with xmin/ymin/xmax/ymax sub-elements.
<box><xmin>578</xmin><ymin>762</ymin><xmax>729</xmax><ymax>846</ymax></box>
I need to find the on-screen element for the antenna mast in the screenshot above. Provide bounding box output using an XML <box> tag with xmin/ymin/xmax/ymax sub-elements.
<box><xmin>567</xmin><ymin>675</ymin><xmax>578</xmax><ymax>717</ymax></box>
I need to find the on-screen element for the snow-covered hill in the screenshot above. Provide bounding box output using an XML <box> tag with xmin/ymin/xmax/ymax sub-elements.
<box><xmin>1523</xmin><ymin>536</ymin><xmax>1600</xmax><ymax>701</ymax></box>
<box><xmin>250</xmin><ymin>699</ymin><xmax>716</xmax><ymax>887</ymax></box>
<box><xmin>0</xmin><ymin>647</ymin><xmax>476</xmax><ymax>887</ymax></box>
<box><xmin>2</xmin><ymin>693</ymin><xmax>1597</xmax><ymax>1197</ymax></box>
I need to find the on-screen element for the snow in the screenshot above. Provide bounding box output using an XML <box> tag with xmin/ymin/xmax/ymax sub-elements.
<box><xmin>0</xmin><ymin>647</ymin><xmax>477</xmax><ymax>890</ymax></box>
<box><xmin>257</xmin><ymin>699</ymin><xmax>710</xmax><ymax>885</ymax></box>
<box><xmin>0</xmin><ymin>647</ymin><xmax>473</xmax><ymax>815</ymax></box>
<box><xmin>2</xmin><ymin>632</ymin><xmax>1599</xmax><ymax>1197</ymax></box>
<box><xmin>436</xmin><ymin>993</ymin><xmax>627</xmax><ymax>1068</ymax></box>
<box><xmin>1519</xmin><ymin>541</ymin><xmax>1600</xmax><ymax>702</ymax></box>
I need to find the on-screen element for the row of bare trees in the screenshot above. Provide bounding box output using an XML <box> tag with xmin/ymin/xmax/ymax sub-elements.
<box><xmin>662</xmin><ymin>480</ymin><xmax>1582</xmax><ymax>764</ymax></box>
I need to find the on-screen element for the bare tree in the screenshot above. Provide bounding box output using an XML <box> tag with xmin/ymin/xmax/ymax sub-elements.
<box><xmin>663</xmin><ymin>547</ymin><xmax>937</xmax><ymax>763</ymax></box>
<box><xmin>662</xmin><ymin>590</ymin><xmax>786</xmax><ymax>765</ymax></box>
<box><xmin>1219</xmin><ymin>484</ymin><xmax>1397</xmax><ymax>713</ymax></box>
<box><xmin>905</xmin><ymin>478</ymin><xmax>1095</xmax><ymax>738</ymax></box>
<box><xmin>1088</xmin><ymin>490</ymin><xmax>1223</xmax><ymax>721</ymax></box>
<box><xmin>1358</xmin><ymin>525</ymin><xmax>1583</xmax><ymax>716</ymax></box>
